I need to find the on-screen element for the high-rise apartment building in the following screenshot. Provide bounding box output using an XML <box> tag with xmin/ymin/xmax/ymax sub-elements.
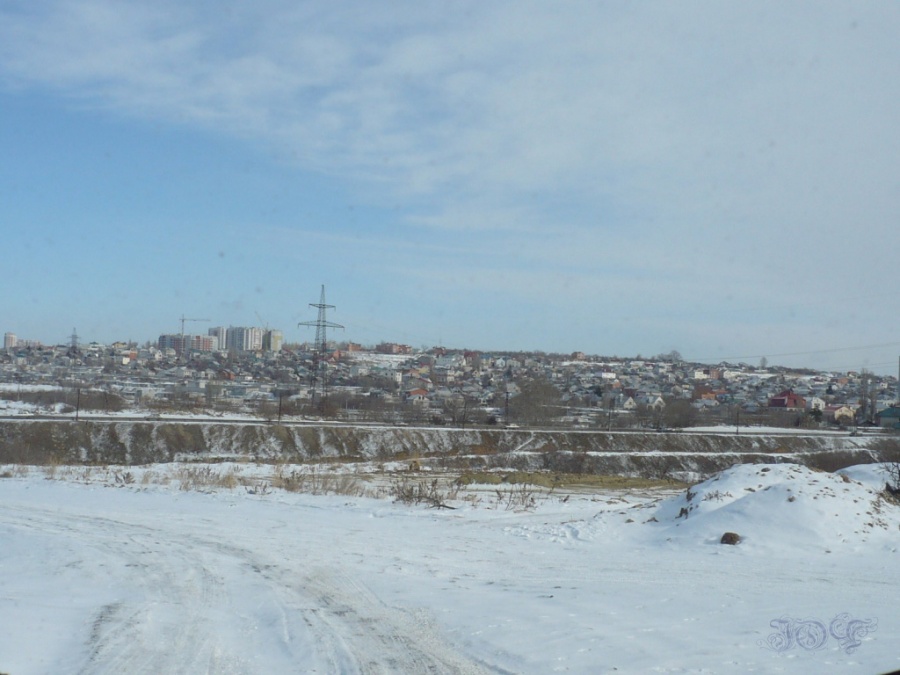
<box><xmin>201</xmin><ymin>326</ymin><xmax>284</xmax><ymax>353</ymax></box>
<box><xmin>158</xmin><ymin>334</ymin><xmax>219</xmax><ymax>355</ymax></box>
<box><xmin>208</xmin><ymin>326</ymin><xmax>227</xmax><ymax>350</ymax></box>
<box><xmin>263</xmin><ymin>329</ymin><xmax>283</xmax><ymax>352</ymax></box>
<box><xmin>226</xmin><ymin>326</ymin><xmax>264</xmax><ymax>352</ymax></box>
<box><xmin>191</xmin><ymin>335</ymin><xmax>219</xmax><ymax>352</ymax></box>
<box><xmin>158</xmin><ymin>334</ymin><xmax>186</xmax><ymax>354</ymax></box>
<box><xmin>3</xmin><ymin>332</ymin><xmax>16</xmax><ymax>350</ymax></box>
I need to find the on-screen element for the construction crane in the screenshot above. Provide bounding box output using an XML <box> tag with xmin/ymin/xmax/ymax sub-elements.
<box><xmin>179</xmin><ymin>315</ymin><xmax>210</xmax><ymax>359</ymax></box>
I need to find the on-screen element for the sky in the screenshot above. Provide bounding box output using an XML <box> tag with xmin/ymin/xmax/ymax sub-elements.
<box><xmin>1</xmin><ymin>1</ymin><xmax>899</xmax><ymax>374</ymax></box>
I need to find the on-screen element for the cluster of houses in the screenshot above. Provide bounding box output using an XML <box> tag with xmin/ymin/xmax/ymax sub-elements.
<box><xmin>1</xmin><ymin>338</ymin><xmax>898</xmax><ymax>428</ymax></box>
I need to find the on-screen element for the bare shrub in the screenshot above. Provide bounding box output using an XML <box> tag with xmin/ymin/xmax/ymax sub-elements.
<box><xmin>113</xmin><ymin>471</ymin><xmax>135</xmax><ymax>485</ymax></box>
<box><xmin>141</xmin><ymin>470</ymin><xmax>163</xmax><ymax>486</ymax></box>
<box><xmin>42</xmin><ymin>456</ymin><xmax>62</xmax><ymax>480</ymax></box>
<box><xmin>331</xmin><ymin>473</ymin><xmax>365</xmax><ymax>496</ymax></box>
<box><xmin>390</xmin><ymin>477</ymin><xmax>456</xmax><ymax>508</ymax></box>
<box><xmin>175</xmin><ymin>465</ymin><xmax>214</xmax><ymax>491</ymax></box>
<box><xmin>0</xmin><ymin>465</ymin><xmax>29</xmax><ymax>479</ymax></box>
<box><xmin>217</xmin><ymin>470</ymin><xmax>241</xmax><ymax>490</ymax></box>
<box><xmin>270</xmin><ymin>465</ymin><xmax>364</xmax><ymax>496</ymax></box>
<box><xmin>271</xmin><ymin>465</ymin><xmax>306</xmax><ymax>492</ymax></box>
<box><xmin>246</xmin><ymin>482</ymin><xmax>273</xmax><ymax>496</ymax></box>
<box><xmin>871</xmin><ymin>437</ymin><xmax>900</xmax><ymax>494</ymax></box>
<box><xmin>494</xmin><ymin>483</ymin><xmax>539</xmax><ymax>511</ymax></box>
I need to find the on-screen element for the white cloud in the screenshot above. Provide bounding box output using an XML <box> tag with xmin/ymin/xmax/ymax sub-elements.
<box><xmin>1</xmin><ymin>0</ymin><xmax>898</xmax><ymax>367</ymax></box>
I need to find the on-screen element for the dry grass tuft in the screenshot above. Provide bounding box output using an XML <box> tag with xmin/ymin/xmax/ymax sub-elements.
<box><xmin>269</xmin><ymin>465</ymin><xmax>365</xmax><ymax>496</ymax></box>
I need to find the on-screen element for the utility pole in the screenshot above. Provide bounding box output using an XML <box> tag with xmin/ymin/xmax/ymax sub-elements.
<box><xmin>298</xmin><ymin>285</ymin><xmax>343</xmax><ymax>411</ymax></box>
<box><xmin>505</xmin><ymin>389</ymin><xmax>511</xmax><ymax>425</ymax></box>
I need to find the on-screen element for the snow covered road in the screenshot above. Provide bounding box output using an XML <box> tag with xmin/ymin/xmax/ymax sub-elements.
<box><xmin>1</xmin><ymin>484</ymin><xmax>488</xmax><ymax>674</ymax></box>
<box><xmin>1</xmin><ymin>464</ymin><xmax>898</xmax><ymax>673</ymax></box>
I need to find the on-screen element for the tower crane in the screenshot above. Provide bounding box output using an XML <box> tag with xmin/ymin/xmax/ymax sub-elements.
<box><xmin>179</xmin><ymin>315</ymin><xmax>210</xmax><ymax>359</ymax></box>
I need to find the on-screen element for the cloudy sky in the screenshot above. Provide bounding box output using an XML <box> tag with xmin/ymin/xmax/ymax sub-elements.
<box><xmin>1</xmin><ymin>1</ymin><xmax>898</xmax><ymax>373</ymax></box>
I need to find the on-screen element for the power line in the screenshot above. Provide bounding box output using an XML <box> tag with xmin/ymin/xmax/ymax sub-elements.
<box><xmin>688</xmin><ymin>341</ymin><xmax>900</xmax><ymax>364</ymax></box>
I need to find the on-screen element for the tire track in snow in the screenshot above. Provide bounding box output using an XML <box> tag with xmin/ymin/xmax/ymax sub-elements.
<box><xmin>287</xmin><ymin>566</ymin><xmax>486</xmax><ymax>674</ymax></box>
<box><xmin>0</xmin><ymin>501</ymin><xmax>488</xmax><ymax>674</ymax></box>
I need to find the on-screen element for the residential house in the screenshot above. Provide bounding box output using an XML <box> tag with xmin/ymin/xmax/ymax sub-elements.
<box><xmin>806</xmin><ymin>396</ymin><xmax>827</xmax><ymax>412</ymax></box>
<box><xmin>768</xmin><ymin>389</ymin><xmax>806</xmax><ymax>410</ymax></box>
<box><xmin>825</xmin><ymin>404</ymin><xmax>856</xmax><ymax>425</ymax></box>
<box><xmin>875</xmin><ymin>406</ymin><xmax>900</xmax><ymax>430</ymax></box>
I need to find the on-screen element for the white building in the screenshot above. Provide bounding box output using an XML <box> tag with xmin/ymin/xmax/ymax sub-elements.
<box><xmin>226</xmin><ymin>326</ymin><xmax>264</xmax><ymax>352</ymax></box>
<box><xmin>208</xmin><ymin>326</ymin><xmax>227</xmax><ymax>349</ymax></box>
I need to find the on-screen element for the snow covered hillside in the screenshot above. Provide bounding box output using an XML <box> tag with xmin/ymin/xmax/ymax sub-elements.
<box><xmin>1</xmin><ymin>462</ymin><xmax>897</xmax><ymax>673</ymax></box>
<box><xmin>0</xmin><ymin>420</ymin><xmax>881</xmax><ymax>478</ymax></box>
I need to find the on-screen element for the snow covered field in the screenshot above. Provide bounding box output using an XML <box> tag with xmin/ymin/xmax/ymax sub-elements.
<box><xmin>1</xmin><ymin>462</ymin><xmax>897</xmax><ymax>674</ymax></box>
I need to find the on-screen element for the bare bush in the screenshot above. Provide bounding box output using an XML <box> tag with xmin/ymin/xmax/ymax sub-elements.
<box><xmin>494</xmin><ymin>483</ymin><xmax>539</xmax><ymax>511</ymax></box>
<box><xmin>176</xmin><ymin>465</ymin><xmax>215</xmax><ymax>491</ymax></box>
<box><xmin>113</xmin><ymin>471</ymin><xmax>135</xmax><ymax>485</ymax></box>
<box><xmin>871</xmin><ymin>437</ymin><xmax>900</xmax><ymax>494</ymax></box>
<box><xmin>270</xmin><ymin>465</ymin><xmax>364</xmax><ymax>496</ymax></box>
<box><xmin>390</xmin><ymin>477</ymin><xmax>456</xmax><ymax>508</ymax></box>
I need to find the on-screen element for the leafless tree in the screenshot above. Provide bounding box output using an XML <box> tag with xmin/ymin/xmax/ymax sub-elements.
<box><xmin>662</xmin><ymin>399</ymin><xmax>698</xmax><ymax>428</ymax></box>
<box><xmin>509</xmin><ymin>376</ymin><xmax>563</xmax><ymax>427</ymax></box>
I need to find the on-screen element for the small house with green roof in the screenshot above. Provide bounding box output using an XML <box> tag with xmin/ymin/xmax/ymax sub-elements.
<box><xmin>875</xmin><ymin>405</ymin><xmax>900</xmax><ymax>430</ymax></box>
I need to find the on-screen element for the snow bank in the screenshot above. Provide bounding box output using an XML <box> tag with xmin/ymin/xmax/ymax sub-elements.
<box><xmin>654</xmin><ymin>463</ymin><xmax>900</xmax><ymax>551</ymax></box>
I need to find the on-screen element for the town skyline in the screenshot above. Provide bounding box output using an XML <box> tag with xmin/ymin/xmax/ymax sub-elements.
<box><xmin>4</xmin><ymin>322</ymin><xmax>899</xmax><ymax>378</ymax></box>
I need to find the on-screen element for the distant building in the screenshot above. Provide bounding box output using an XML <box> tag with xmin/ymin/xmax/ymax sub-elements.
<box><xmin>208</xmin><ymin>326</ymin><xmax>227</xmax><ymax>349</ymax></box>
<box><xmin>768</xmin><ymin>389</ymin><xmax>806</xmax><ymax>409</ymax></box>
<box><xmin>190</xmin><ymin>335</ymin><xmax>219</xmax><ymax>352</ymax></box>
<box><xmin>875</xmin><ymin>406</ymin><xmax>900</xmax><ymax>430</ymax></box>
<box><xmin>158</xmin><ymin>334</ymin><xmax>219</xmax><ymax>355</ymax></box>
<box><xmin>3</xmin><ymin>332</ymin><xmax>16</xmax><ymax>350</ymax></box>
<box><xmin>262</xmin><ymin>329</ymin><xmax>283</xmax><ymax>352</ymax></box>
<box><xmin>226</xmin><ymin>326</ymin><xmax>264</xmax><ymax>352</ymax></box>
<box><xmin>158</xmin><ymin>334</ymin><xmax>187</xmax><ymax>354</ymax></box>
<box><xmin>825</xmin><ymin>404</ymin><xmax>856</xmax><ymax>425</ymax></box>
<box><xmin>376</xmin><ymin>342</ymin><xmax>413</xmax><ymax>355</ymax></box>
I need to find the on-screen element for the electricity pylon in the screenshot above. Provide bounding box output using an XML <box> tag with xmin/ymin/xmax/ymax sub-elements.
<box><xmin>298</xmin><ymin>285</ymin><xmax>343</xmax><ymax>409</ymax></box>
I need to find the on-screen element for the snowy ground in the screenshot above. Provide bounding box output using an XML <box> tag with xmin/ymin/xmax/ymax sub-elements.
<box><xmin>1</xmin><ymin>462</ymin><xmax>897</xmax><ymax>674</ymax></box>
